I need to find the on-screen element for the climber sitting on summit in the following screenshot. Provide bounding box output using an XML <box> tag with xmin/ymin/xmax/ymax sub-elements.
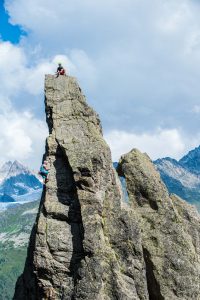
<box><xmin>56</xmin><ymin>63</ymin><xmax>66</xmax><ymax>77</ymax></box>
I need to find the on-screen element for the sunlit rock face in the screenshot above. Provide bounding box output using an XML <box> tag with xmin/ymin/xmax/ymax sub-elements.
<box><xmin>14</xmin><ymin>75</ymin><xmax>147</xmax><ymax>300</ymax></box>
<box><xmin>118</xmin><ymin>149</ymin><xmax>200</xmax><ymax>300</ymax></box>
<box><xmin>14</xmin><ymin>75</ymin><xmax>200</xmax><ymax>300</ymax></box>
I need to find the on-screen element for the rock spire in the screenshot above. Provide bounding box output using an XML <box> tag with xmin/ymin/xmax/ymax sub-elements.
<box><xmin>14</xmin><ymin>75</ymin><xmax>200</xmax><ymax>300</ymax></box>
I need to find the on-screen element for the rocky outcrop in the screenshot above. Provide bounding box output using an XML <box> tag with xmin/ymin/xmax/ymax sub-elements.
<box><xmin>118</xmin><ymin>150</ymin><xmax>200</xmax><ymax>300</ymax></box>
<box><xmin>14</xmin><ymin>75</ymin><xmax>200</xmax><ymax>300</ymax></box>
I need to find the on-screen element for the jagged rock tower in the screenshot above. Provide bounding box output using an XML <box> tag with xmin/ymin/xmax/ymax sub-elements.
<box><xmin>14</xmin><ymin>75</ymin><xmax>200</xmax><ymax>300</ymax></box>
<box><xmin>14</xmin><ymin>75</ymin><xmax>148</xmax><ymax>300</ymax></box>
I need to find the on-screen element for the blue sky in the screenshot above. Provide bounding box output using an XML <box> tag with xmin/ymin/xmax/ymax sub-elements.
<box><xmin>0</xmin><ymin>2</ymin><xmax>22</xmax><ymax>43</ymax></box>
<box><xmin>1</xmin><ymin>0</ymin><xmax>200</xmax><ymax>168</ymax></box>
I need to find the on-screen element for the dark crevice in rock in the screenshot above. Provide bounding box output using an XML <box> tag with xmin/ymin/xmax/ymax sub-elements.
<box><xmin>139</xmin><ymin>188</ymin><xmax>159</xmax><ymax>211</ymax></box>
<box><xmin>143</xmin><ymin>248</ymin><xmax>164</xmax><ymax>300</ymax></box>
<box><xmin>135</xmin><ymin>190</ymin><xmax>159</xmax><ymax>211</ymax></box>
<box><xmin>45</xmin><ymin>102</ymin><xmax>53</xmax><ymax>134</ymax></box>
<box><xmin>54</xmin><ymin>144</ymin><xmax>87</xmax><ymax>297</ymax></box>
<box><xmin>148</xmin><ymin>199</ymin><xmax>159</xmax><ymax>211</ymax></box>
<box><xmin>78</xmin><ymin>167</ymin><xmax>91</xmax><ymax>177</ymax></box>
<box><xmin>54</xmin><ymin>145</ymin><xmax>78</xmax><ymax>207</ymax></box>
<box><xmin>116</xmin><ymin>162</ymin><xmax>124</xmax><ymax>178</ymax></box>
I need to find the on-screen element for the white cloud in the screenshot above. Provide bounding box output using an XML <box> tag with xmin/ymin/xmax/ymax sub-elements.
<box><xmin>0</xmin><ymin>104</ymin><xmax>48</xmax><ymax>168</ymax></box>
<box><xmin>0</xmin><ymin>42</ymin><xmax>56</xmax><ymax>97</ymax></box>
<box><xmin>0</xmin><ymin>41</ymin><xmax>47</xmax><ymax>97</ymax></box>
<box><xmin>192</xmin><ymin>105</ymin><xmax>200</xmax><ymax>114</ymax></box>
<box><xmin>157</xmin><ymin>1</ymin><xmax>191</xmax><ymax>33</ymax></box>
<box><xmin>0</xmin><ymin>41</ymin><xmax>26</xmax><ymax>96</ymax></box>
<box><xmin>6</xmin><ymin>0</ymin><xmax>200</xmax><ymax>132</ymax></box>
<box><xmin>0</xmin><ymin>41</ymin><xmax>96</xmax><ymax>97</ymax></box>
<box><xmin>105</xmin><ymin>128</ymin><xmax>199</xmax><ymax>161</ymax></box>
<box><xmin>2</xmin><ymin>0</ymin><xmax>200</xmax><ymax>167</ymax></box>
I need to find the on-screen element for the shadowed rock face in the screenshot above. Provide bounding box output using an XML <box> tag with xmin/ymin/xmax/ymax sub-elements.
<box><xmin>118</xmin><ymin>150</ymin><xmax>200</xmax><ymax>300</ymax></box>
<box><xmin>14</xmin><ymin>76</ymin><xmax>200</xmax><ymax>300</ymax></box>
<box><xmin>14</xmin><ymin>76</ymin><xmax>148</xmax><ymax>300</ymax></box>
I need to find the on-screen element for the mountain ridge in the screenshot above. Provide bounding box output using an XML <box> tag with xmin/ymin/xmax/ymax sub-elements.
<box><xmin>154</xmin><ymin>147</ymin><xmax>200</xmax><ymax>208</ymax></box>
<box><xmin>179</xmin><ymin>145</ymin><xmax>200</xmax><ymax>174</ymax></box>
<box><xmin>0</xmin><ymin>160</ymin><xmax>32</xmax><ymax>183</ymax></box>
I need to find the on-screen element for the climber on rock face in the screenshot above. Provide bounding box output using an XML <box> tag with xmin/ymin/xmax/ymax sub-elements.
<box><xmin>56</xmin><ymin>63</ymin><xmax>66</xmax><ymax>77</ymax></box>
<box><xmin>39</xmin><ymin>160</ymin><xmax>49</xmax><ymax>184</ymax></box>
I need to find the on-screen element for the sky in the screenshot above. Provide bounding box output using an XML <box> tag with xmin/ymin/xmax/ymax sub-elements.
<box><xmin>0</xmin><ymin>0</ymin><xmax>200</xmax><ymax>169</ymax></box>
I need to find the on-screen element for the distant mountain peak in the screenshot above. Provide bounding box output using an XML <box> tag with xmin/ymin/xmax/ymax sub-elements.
<box><xmin>154</xmin><ymin>157</ymin><xmax>179</xmax><ymax>165</ymax></box>
<box><xmin>179</xmin><ymin>145</ymin><xmax>200</xmax><ymax>174</ymax></box>
<box><xmin>180</xmin><ymin>145</ymin><xmax>200</xmax><ymax>161</ymax></box>
<box><xmin>0</xmin><ymin>160</ymin><xmax>30</xmax><ymax>184</ymax></box>
<box><xmin>0</xmin><ymin>161</ymin><xmax>12</xmax><ymax>170</ymax></box>
<box><xmin>154</xmin><ymin>145</ymin><xmax>200</xmax><ymax>207</ymax></box>
<box><xmin>0</xmin><ymin>160</ymin><xmax>42</xmax><ymax>201</ymax></box>
<box><xmin>9</xmin><ymin>160</ymin><xmax>30</xmax><ymax>174</ymax></box>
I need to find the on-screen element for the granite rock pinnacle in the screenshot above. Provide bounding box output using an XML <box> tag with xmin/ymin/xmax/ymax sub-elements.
<box><xmin>14</xmin><ymin>76</ymin><xmax>200</xmax><ymax>300</ymax></box>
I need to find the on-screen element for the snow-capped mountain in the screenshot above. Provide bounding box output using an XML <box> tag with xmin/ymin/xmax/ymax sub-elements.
<box><xmin>0</xmin><ymin>160</ymin><xmax>33</xmax><ymax>183</ymax></box>
<box><xmin>154</xmin><ymin>148</ymin><xmax>200</xmax><ymax>209</ymax></box>
<box><xmin>0</xmin><ymin>161</ymin><xmax>42</xmax><ymax>205</ymax></box>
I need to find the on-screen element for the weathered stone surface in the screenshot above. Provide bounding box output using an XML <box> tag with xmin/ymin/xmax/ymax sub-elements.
<box><xmin>14</xmin><ymin>76</ymin><xmax>148</xmax><ymax>300</ymax></box>
<box><xmin>14</xmin><ymin>76</ymin><xmax>200</xmax><ymax>300</ymax></box>
<box><xmin>118</xmin><ymin>149</ymin><xmax>200</xmax><ymax>300</ymax></box>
